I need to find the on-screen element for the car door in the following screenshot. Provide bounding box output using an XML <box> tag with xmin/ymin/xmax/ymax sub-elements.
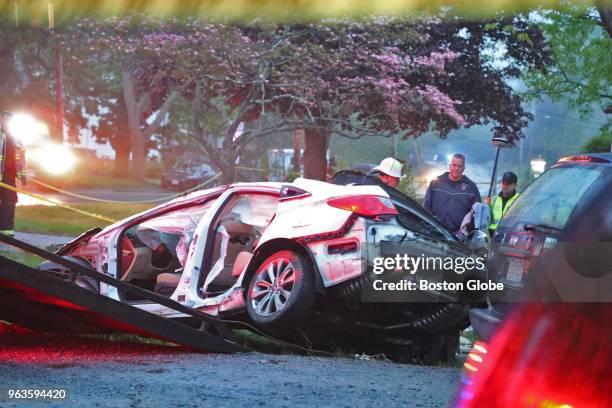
<box><xmin>173</xmin><ymin>186</ymin><xmax>280</xmax><ymax>307</ymax></box>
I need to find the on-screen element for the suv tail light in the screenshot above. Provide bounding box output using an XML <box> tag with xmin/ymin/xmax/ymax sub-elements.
<box><xmin>557</xmin><ymin>155</ymin><xmax>610</xmax><ymax>164</ymax></box>
<box><xmin>327</xmin><ymin>195</ymin><xmax>398</xmax><ymax>217</ymax></box>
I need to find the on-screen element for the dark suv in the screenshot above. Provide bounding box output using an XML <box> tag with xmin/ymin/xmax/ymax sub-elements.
<box><xmin>470</xmin><ymin>153</ymin><xmax>612</xmax><ymax>340</ymax></box>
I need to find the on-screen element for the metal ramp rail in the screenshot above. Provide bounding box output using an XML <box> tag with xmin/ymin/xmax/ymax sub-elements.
<box><xmin>0</xmin><ymin>233</ymin><xmax>243</xmax><ymax>354</ymax></box>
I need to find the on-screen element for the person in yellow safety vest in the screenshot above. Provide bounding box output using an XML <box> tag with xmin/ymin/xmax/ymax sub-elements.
<box><xmin>0</xmin><ymin>111</ymin><xmax>27</xmax><ymax>237</ymax></box>
<box><xmin>484</xmin><ymin>171</ymin><xmax>519</xmax><ymax>237</ymax></box>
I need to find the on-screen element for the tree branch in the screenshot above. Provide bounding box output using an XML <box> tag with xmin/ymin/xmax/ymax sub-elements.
<box><xmin>143</xmin><ymin>91</ymin><xmax>179</xmax><ymax>138</ymax></box>
<box><xmin>596</xmin><ymin>2</ymin><xmax>612</xmax><ymax>38</ymax></box>
<box><xmin>191</xmin><ymin>82</ymin><xmax>226</xmax><ymax>172</ymax></box>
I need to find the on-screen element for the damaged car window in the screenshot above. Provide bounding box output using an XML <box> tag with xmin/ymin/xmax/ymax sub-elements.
<box><xmin>120</xmin><ymin>201</ymin><xmax>216</xmax><ymax>293</ymax></box>
<box><xmin>203</xmin><ymin>194</ymin><xmax>279</xmax><ymax>293</ymax></box>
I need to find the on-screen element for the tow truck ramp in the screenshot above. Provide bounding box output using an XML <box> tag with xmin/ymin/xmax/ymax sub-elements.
<box><xmin>0</xmin><ymin>233</ymin><xmax>242</xmax><ymax>354</ymax></box>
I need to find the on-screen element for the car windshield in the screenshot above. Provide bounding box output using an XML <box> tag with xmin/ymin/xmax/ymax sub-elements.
<box><xmin>502</xmin><ymin>166</ymin><xmax>608</xmax><ymax>231</ymax></box>
<box><xmin>172</xmin><ymin>162</ymin><xmax>213</xmax><ymax>174</ymax></box>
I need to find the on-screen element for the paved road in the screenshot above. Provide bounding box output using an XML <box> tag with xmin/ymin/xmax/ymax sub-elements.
<box><xmin>0</xmin><ymin>232</ymin><xmax>75</xmax><ymax>253</ymax></box>
<box><xmin>19</xmin><ymin>185</ymin><xmax>177</xmax><ymax>205</ymax></box>
<box><xmin>0</xmin><ymin>326</ymin><xmax>461</xmax><ymax>407</ymax></box>
<box><xmin>14</xmin><ymin>232</ymin><xmax>75</xmax><ymax>247</ymax></box>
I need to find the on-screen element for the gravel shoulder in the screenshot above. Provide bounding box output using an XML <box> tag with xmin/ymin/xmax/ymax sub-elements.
<box><xmin>0</xmin><ymin>327</ymin><xmax>461</xmax><ymax>407</ymax></box>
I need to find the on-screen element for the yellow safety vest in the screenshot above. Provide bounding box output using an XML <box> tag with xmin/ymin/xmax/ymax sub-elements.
<box><xmin>489</xmin><ymin>193</ymin><xmax>519</xmax><ymax>230</ymax></box>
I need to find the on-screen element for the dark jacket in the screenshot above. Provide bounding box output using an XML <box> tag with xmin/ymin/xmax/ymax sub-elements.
<box><xmin>423</xmin><ymin>172</ymin><xmax>481</xmax><ymax>233</ymax></box>
<box><xmin>0</xmin><ymin>129</ymin><xmax>26</xmax><ymax>201</ymax></box>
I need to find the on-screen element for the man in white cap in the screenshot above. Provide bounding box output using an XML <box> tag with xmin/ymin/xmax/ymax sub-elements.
<box><xmin>370</xmin><ymin>157</ymin><xmax>404</xmax><ymax>188</ymax></box>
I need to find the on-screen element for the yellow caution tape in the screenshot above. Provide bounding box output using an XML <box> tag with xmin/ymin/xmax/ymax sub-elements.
<box><xmin>28</xmin><ymin>173</ymin><xmax>222</xmax><ymax>204</ymax></box>
<box><xmin>0</xmin><ymin>181</ymin><xmax>118</xmax><ymax>224</ymax></box>
<box><xmin>236</xmin><ymin>166</ymin><xmax>267</xmax><ymax>172</ymax></box>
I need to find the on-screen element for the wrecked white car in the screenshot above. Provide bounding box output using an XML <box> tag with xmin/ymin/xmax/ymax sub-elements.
<box><xmin>41</xmin><ymin>178</ymin><xmax>486</xmax><ymax>362</ymax></box>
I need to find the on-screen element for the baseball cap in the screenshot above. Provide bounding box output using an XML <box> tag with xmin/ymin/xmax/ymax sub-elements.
<box><xmin>502</xmin><ymin>171</ymin><xmax>518</xmax><ymax>184</ymax></box>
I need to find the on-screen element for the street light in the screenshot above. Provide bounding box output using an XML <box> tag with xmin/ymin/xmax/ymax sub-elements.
<box><xmin>488</xmin><ymin>136</ymin><xmax>511</xmax><ymax>198</ymax></box>
<box><xmin>7</xmin><ymin>113</ymin><xmax>48</xmax><ymax>146</ymax></box>
<box><xmin>530</xmin><ymin>155</ymin><xmax>547</xmax><ymax>178</ymax></box>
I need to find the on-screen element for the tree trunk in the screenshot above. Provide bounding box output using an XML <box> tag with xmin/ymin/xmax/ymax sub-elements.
<box><xmin>293</xmin><ymin>128</ymin><xmax>302</xmax><ymax>173</ymax></box>
<box><xmin>596</xmin><ymin>4</ymin><xmax>612</xmax><ymax>38</ymax></box>
<box><xmin>303</xmin><ymin>127</ymin><xmax>329</xmax><ymax>181</ymax></box>
<box><xmin>112</xmin><ymin>137</ymin><xmax>131</xmax><ymax>177</ymax></box>
<box><xmin>130</xmin><ymin>131</ymin><xmax>146</xmax><ymax>180</ymax></box>
<box><xmin>122</xmin><ymin>69</ymin><xmax>146</xmax><ymax>180</ymax></box>
<box><xmin>221</xmin><ymin>151</ymin><xmax>236</xmax><ymax>184</ymax></box>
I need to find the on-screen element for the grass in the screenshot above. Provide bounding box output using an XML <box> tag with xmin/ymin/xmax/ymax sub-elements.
<box><xmin>461</xmin><ymin>328</ymin><xmax>478</xmax><ymax>345</ymax></box>
<box><xmin>232</xmin><ymin>329</ymin><xmax>299</xmax><ymax>355</ymax></box>
<box><xmin>16</xmin><ymin>203</ymin><xmax>155</xmax><ymax>235</ymax></box>
<box><xmin>0</xmin><ymin>249</ymin><xmax>45</xmax><ymax>268</ymax></box>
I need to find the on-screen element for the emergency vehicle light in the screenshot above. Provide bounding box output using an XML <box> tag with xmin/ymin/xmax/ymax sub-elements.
<box><xmin>557</xmin><ymin>155</ymin><xmax>610</xmax><ymax>164</ymax></box>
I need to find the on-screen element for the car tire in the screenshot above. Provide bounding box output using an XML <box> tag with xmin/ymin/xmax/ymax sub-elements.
<box><xmin>246</xmin><ymin>250</ymin><xmax>316</xmax><ymax>328</ymax></box>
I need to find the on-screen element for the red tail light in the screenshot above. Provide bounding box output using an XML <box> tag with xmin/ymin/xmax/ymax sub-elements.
<box><xmin>557</xmin><ymin>155</ymin><xmax>610</xmax><ymax>164</ymax></box>
<box><xmin>327</xmin><ymin>195</ymin><xmax>398</xmax><ymax>217</ymax></box>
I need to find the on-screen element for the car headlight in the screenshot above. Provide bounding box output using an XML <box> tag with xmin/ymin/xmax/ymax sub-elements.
<box><xmin>28</xmin><ymin>144</ymin><xmax>77</xmax><ymax>176</ymax></box>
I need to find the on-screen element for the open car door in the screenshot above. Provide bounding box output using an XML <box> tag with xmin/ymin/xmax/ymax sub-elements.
<box><xmin>0</xmin><ymin>234</ymin><xmax>241</xmax><ymax>354</ymax></box>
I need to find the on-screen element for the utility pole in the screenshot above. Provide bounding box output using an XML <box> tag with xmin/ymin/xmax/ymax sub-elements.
<box><xmin>49</xmin><ymin>0</ymin><xmax>64</xmax><ymax>143</ymax></box>
<box><xmin>293</xmin><ymin>118</ymin><xmax>302</xmax><ymax>174</ymax></box>
<box><xmin>54</xmin><ymin>45</ymin><xmax>64</xmax><ymax>142</ymax></box>
<box><xmin>13</xmin><ymin>0</ymin><xmax>18</xmax><ymax>26</ymax></box>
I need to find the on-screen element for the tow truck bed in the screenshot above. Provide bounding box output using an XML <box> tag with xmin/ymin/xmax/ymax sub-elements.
<box><xmin>0</xmin><ymin>234</ymin><xmax>241</xmax><ymax>354</ymax></box>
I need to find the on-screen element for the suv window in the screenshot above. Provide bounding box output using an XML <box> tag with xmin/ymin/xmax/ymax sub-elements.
<box><xmin>502</xmin><ymin>166</ymin><xmax>608</xmax><ymax>230</ymax></box>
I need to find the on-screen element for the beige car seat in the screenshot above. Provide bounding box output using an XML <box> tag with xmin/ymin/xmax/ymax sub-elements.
<box><xmin>203</xmin><ymin>200</ymin><xmax>258</xmax><ymax>292</ymax></box>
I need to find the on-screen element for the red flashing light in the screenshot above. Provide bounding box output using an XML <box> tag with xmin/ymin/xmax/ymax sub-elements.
<box><xmin>557</xmin><ymin>155</ymin><xmax>610</xmax><ymax>164</ymax></box>
<box><xmin>327</xmin><ymin>195</ymin><xmax>398</xmax><ymax>217</ymax></box>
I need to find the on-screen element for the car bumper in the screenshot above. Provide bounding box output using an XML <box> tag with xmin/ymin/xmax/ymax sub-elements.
<box><xmin>469</xmin><ymin>306</ymin><xmax>504</xmax><ymax>342</ymax></box>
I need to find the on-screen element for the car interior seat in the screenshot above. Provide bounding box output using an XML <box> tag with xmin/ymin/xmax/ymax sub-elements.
<box><xmin>203</xmin><ymin>199</ymin><xmax>258</xmax><ymax>294</ymax></box>
<box><xmin>154</xmin><ymin>270</ymin><xmax>183</xmax><ymax>297</ymax></box>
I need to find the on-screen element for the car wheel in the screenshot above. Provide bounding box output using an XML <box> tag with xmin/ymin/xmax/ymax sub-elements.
<box><xmin>246</xmin><ymin>250</ymin><xmax>315</xmax><ymax>327</ymax></box>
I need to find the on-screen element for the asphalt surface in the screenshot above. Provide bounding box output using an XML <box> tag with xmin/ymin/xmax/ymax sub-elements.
<box><xmin>13</xmin><ymin>231</ymin><xmax>75</xmax><ymax>247</ymax></box>
<box><xmin>22</xmin><ymin>185</ymin><xmax>175</xmax><ymax>205</ymax></box>
<box><xmin>0</xmin><ymin>325</ymin><xmax>461</xmax><ymax>407</ymax></box>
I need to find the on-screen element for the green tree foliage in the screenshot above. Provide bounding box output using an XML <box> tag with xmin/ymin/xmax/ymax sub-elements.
<box><xmin>523</xmin><ymin>5</ymin><xmax>611</xmax><ymax>136</ymax></box>
<box><xmin>0</xmin><ymin>24</ymin><xmax>56</xmax><ymax>132</ymax></box>
<box><xmin>581</xmin><ymin>124</ymin><xmax>612</xmax><ymax>152</ymax></box>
